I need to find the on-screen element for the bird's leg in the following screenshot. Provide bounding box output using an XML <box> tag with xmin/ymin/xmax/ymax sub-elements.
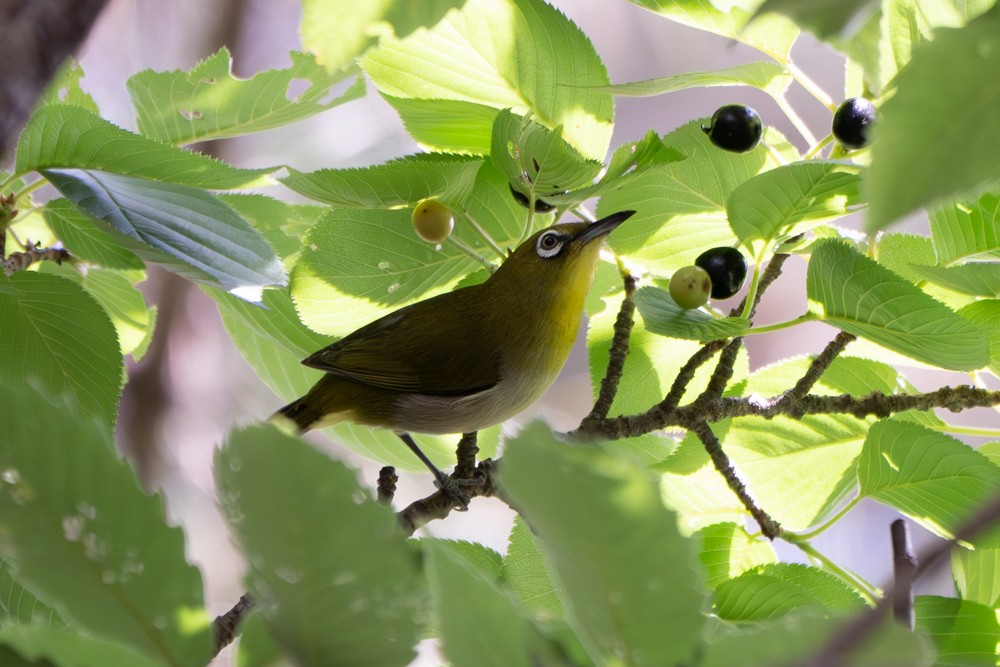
<box><xmin>396</xmin><ymin>433</ymin><xmax>471</xmax><ymax>510</ymax></box>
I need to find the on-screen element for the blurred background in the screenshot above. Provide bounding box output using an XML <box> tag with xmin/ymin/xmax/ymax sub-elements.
<box><xmin>65</xmin><ymin>1</ymin><xmax>997</xmax><ymax>664</ymax></box>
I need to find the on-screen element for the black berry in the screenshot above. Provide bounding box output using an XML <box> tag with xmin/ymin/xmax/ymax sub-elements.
<box><xmin>509</xmin><ymin>184</ymin><xmax>557</xmax><ymax>213</ymax></box>
<box><xmin>695</xmin><ymin>247</ymin><xmax>748</xmax><ymax>299</ymax></box>
<box><xmin>832</xmin><ymin>98</ymin><xmax>876</xmax><ymax>149</ymax></box>
<box><xmin>702</xmin><ymin>105</ymin><xmax>763</xmax><ymax>153</ymax></box>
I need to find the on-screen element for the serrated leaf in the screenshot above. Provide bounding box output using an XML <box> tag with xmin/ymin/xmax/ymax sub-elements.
<box><xmin>915</xmin><ymin>596</ymin><xmax>1000</xmax><ymax>666</ymax></box>
<box><xmin>44</xmin><ymin>168</ymin><xmax>287</xmax><ymax>304</ymax></box>
<box><xmin>490</xmin><ymin>109</ymin><xmax>604</xmax><ymax>198</ymax></box>
<box><xmin>714</xmin><ymin>563</ymin><xmax>865</xmax><ymax>621</ymax></box>
<box><xmin>696</xmin><ymin>523</ymin><xmax>776</xmax><ymax>590</ymax></box>
<box><xmin>427</xmin><ymin>540</ymin><xmax>554</xmax><ymax>667</ymax></box>
<box><xmin>128</xmin><ymin>48</ymin><xmax>364</xmax><ymax>145</ymax></box>
<box><xmin>859</xmin><ymin>419</ymin><xmax>1000</xmax><ymax>547</ymax></box>
<box><xmin>806</xmin><ymin>240</ymin><xmax>989</xmax><ymax>370</ymax></box>
<box><xmin>867</xmin><ymin>9</ymin><xmax>1000</xmax><ymax>229</ymax></box>
<box><xmin>40</xmin><ymin>61</ymin><xmax>99</xmax><ymax>113</ymax></box>
<box><xmin>727</xmin><ymin>161</ymin><xmax>862</xmax><ymax>254</ymax></box>
<box><xmin>43</xmin><ymin>198</ymin><xmax>144</xmax><ymax>270</ymax></box>
<box><xmin>282</xmin><ymin>154</ymin><xmax>483</xmax><ymax>208</ymax></box>
<box><xmin>362</xmin><ymin>0</ymin><xmax>614</xmax><ymax>161</ymax></box>
<box><xmin>0</xmin><ymin>272</ymin><xmax>122</xmax><ymax>423</ymax></box>
<box><xmin>216</xmin><ymin>424</ymin><xmax>424</xmax><ymax>667</ymax></box>
<box><xmin>598</xmin><ymin>121</ymin><xmax>794</xmax><ymax>274</ymax></box>
<box><xmin>0</xmin><ymin>625</ymin><xmax>162</xmax><ymax>667</ymax></box>
<box><xmin>959</xmin><ymin>299</ymin><xmax>1000</xmax><ymax>377</ymax></box>
<box><xmin>0</xmin><ymin>383</ymin><xmax>211</xmax><ymax>665</ymax></box>
<box><xmin>753</xmin><ymin>0</ymin><xmax>879</xmax><ymax>39</ymax></box>
<box><xmin>930</xmin><ymin>193</ymin><xmax>1000</xmax><ymax>264</ymax></box>
<box><xmin>630</xmin><ymin>0</ymin><xmax>800</xmax><ymax>61</ymax></box>
<box><xmin>501</xmin><ymin>423</ymin><xmax>706</xmax><ymax>667</ymax></box>
<box><xmin>910</xmin><ymin>262</ymin><xmax>1000</xmax><ymax>298</ymax></box>
<box><xmin>15</xmin><ymin>104</ymin><xmax>272</xmax><ymax>188</ymax></box>
<box><xmin>952</xmin><ymin>546</ymin><xmax>1000</xmax><ymax>608</ymax></box>
<box><xmin>502</xmin><ymin>517</ymin><xmax>562</xmax><ymax>618</ymax></box>
<box><xmin>381</xmin><ymin>96</ymin><xmax>498</xmax><ymax>154</ymax></box>
<box><xmin>594</xmin><ymin>61</ymin><xmax>792</xmax><ymax>101</ymax></box>
<box><xmin>634</xmin><ymin>285</ymin><xmax>749</xmax><ymax>341</ymax></box>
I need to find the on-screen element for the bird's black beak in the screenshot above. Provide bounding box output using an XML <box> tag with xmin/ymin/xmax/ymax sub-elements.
<box><xmin>574</xmin><ymin>210</ymin><xmax>636</xmax><ymax>245</ymax></box>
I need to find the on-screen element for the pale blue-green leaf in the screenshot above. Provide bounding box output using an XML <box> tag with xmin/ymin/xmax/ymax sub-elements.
<box><xmin>14</xmin><ymin>104</ymin><xmax>272</xmax><ymax>188</ymax></box>
<box><xmin>0</xmin><ymin>383</ymin><xmax>211</xmax><ymax>665</ymax></box>
<box><xmin>592</xmin><ymin>61</ymin><xmax>792</xmax><ymax>101</ymax></box>
<box><xmin>128</xmin><ymin>48</ymin><xmax>364</xmax><ymax>145</ymax></box>
<box><xmin>44</xmin><ymin>168</ymin><xmax>287</xmax><ymax>304</ymax></box>
<box><xmin>0</xmin><ymin>272</ymin><xmax>122</xmax><ymax>423</ymax></box>
<box><xmin>634</xmin><ymin>285</ymin><xmax>749</xmax><ymax>341</ymax></box>
<box><xmin>501</xmin><ymin>423</ymin><xmax>706</xmax><ymax>667</ymax></box>
<box><xmin>806</xmin><ymin>240</ymin><xmax>989</xmax><ymax>370</ymax></box>
<box><xmin>866</xmin><ymin>9</ymin><xmax>1000</xmax><ymax>230</ymax></box>
<box><xmin>362</xmin><ymin>0</ymin><xmax>614</xmax><ymax>161</ymax></box>
<box><xmin>859</xmin><ymin>419</ymin><xmax>1000</xmax><ymax>547</ymax></box>
<box><xmin>216</xmin><ymin>424</ymin><xmax>424</xmax><ymax>667</ymax></box>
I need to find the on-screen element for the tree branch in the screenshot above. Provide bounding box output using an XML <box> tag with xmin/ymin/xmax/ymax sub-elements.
<box><xmin>581</xmin><ymin>274</ymin><xmax>637</xmax><ymax>425</ymax></box>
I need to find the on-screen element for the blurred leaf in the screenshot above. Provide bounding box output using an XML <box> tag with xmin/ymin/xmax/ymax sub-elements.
<box><xmin>0</xmin><ymin>383</ymin><xmax>211</xmax><ymax>665</ymax></box>
<box><xmin>426</xmin><ymin>540</ymin><xmax>556</xmax><ymax>667</ymax></box>
<box><xmin>727</xmin><ymin>161</ymin><xmax>862</xmax><ymax>255</ymax></box>
<box><xmin>128</xmin><ymin>48</ymin><xmax>364</xmax><ymax>145</ymax></box>
<box><xmin>362</xmin><ymin>0</ymin><xmax>614</xmax><ymax>161</ymax></box>
<box><xmin>696</xmin><ymin>522</ymin><xmax>776</xmax><ymax>590</ymax></box>
<box><xmin>634</xmin><ymin>285</ymin><xmax>749</xmax><ymax>341</ymax></box>
<box><xmin>502</xmin><ymin>517</ymin><xmax>562</xmax><ymax>618</ymax></box>
<box><xmin>43</xmin><ymin>198</ymin><xmax>144</xmax><ymax>270</ymax></box>
<box><xmin>592</xmin><ymin>61</ymin><xmax>792</xmax><ymax>101</ymax></box>
<box><xmin>501</xmin><ymin>423</ymin><xmax>706</xmax><ymax>667</ymax></box>
<box><xmin>859</xmin><ymin>420</ymin><xmax>1000</xmax><ymax>547</ymax></box>
<box><xmin>216</xmin><ymin>424</ymin><xmax>424</xmax><ymax>667</ymax></box>
<box><xmin>929</xmin><ymin>193</ymin><xmax>1000</xmax><ymax>264</ymax></box>
<box><xmin>629</xmin><ymin>0</ymin><xmax>800</xmax><ymax>61</ymax></box>
<box><xmin>282</xmin><ymin>154</ymin><xmax>483</xmax><ymax>208</ymax></box>
<box><xmin>806</xmin><ymin>240</ymin><xmax>989</xmax><ymax>370</ymax></box>
<box><xmin>44</xmin><ymin>168</ymin><xmax>287</xmax><ymax>304</ymax></box>
<box><xmin>15</xmin><ymin>104</ymin><xmax>272</xmax><ymax>188</ymax></box>
<box><xmin>233</xmin><ymin>612</ymin><xmax>285</xmax><ymax>667</ymax></box>
<box><xmin>0</xmin><ymin>272</ymin><xmax>122</xmax><ymax>423</ymax></box>
<box><xmin>491</xmin><ymin>109</ymin><xmax>605</xmax><ymax>200</ymax></box>
<box><xmin>0</xmin><ymin>626</ymin><xmax>162</xmax><ymax>667</ymax></box>
<box><xmin>867</xmin><ymin>9</ymin><xmax>1000</xmax><ymax>229</ymax></box>
<box><xmin>753</xmin><ymin>0</ymin><xmax>879</xmax><ymax>39</ymax></box>
<box><xmin>914</xmin><ymin>596</ymin><xmax>1000</xmax><ymax>666</ymax></box>
<box><xmin>0</xmin><ymin>558</ymin><xmax>62</xmax><ymax>626</ymax></box>
<box><xmin>714</xmin><ymin>563</ymin><xmax>865</xmax><ymax>621</ymax></box>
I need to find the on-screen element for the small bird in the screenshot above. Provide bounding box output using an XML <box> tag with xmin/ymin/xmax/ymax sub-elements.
<box><xmin>276</xmin><ymin>210</ymin><xmax>635</xmax><ymax>497</ymax></box>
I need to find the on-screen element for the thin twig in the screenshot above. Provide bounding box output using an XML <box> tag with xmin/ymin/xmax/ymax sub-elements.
<box><xmin>890</xmin><ymin>519</ymin><xmax>916</xmax><ymax>631</ymax></box>
<box><xmin>783</xmin><ymin>331</ymin><xmax>857</xmax><ymax>401</ymax></box>
<box><xmin>581</xmin><ymin>274</ymin><xmax>637</xmax><ymax>425</ymax></box>
<box><xmin>2</xmin><ymin>241</ymin><xmax>72</xmax><ymax>275</ymax></box>
<box><xmin>212</xmin><ymin>593</ymin><xmax>254</xmax><ymax>653</ymax></box>
<box><xmin>397</xmin><ymin>459</ymin><xmax>499</xmax><ymax>536</ymax></box>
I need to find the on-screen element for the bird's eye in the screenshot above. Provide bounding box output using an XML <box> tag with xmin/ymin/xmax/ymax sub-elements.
<box><xmin>536</xmin><ymin>231</ymin><xmax>564</xmax><ymax>258</ymax></box>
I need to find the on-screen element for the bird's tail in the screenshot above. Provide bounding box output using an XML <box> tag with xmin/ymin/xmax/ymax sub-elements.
<box><xmin>273</xmin><ymin>397</ymin><xmax>321</xmax><ymax>432</ymax></box>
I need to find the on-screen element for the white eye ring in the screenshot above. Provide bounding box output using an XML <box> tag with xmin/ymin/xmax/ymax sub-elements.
<box><xmin>536</xmin><ymin>231</ymin><xmax>564</xmax><ymax>258</ymax></box>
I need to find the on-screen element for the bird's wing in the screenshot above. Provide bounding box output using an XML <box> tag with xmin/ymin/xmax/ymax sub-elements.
<box><xmin>300</xmin><ymin>292</ymin><xmax>501</xmax><ymax>396</ymax></box>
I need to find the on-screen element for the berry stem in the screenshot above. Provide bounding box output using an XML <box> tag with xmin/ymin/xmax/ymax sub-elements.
<box><xmin>445</xmin><ymin>234</ymin><xmax>498</xmax><ymax>272</ymax></box>
<box><xmin>742</xmin><ymin>313</ymin><xmax>818</xmax><ymax>335</ymax></box>
<box><xmin>457</xmin><ymin>211</ymin><xmax>508</xmax><ymax>261</ymax></box>
<box><xmin>785</xmin><ymin>61</ymin><xmax>836</xmax><ymax>111</ymax></box>
<box><xmin>775</xmin><ymin>94</ymin><xmax>817</xmax><ymax>146</ymax></box>
<box><xmin>802</xmin><ymin>133</ymin><xmax>834</xmax><ymax>160</ymax></box>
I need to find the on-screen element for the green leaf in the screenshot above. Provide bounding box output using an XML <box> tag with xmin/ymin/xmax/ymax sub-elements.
<box><xmin>753</xmin><ymin>0</ymin><xmax>879</xmax><ymax>39</ymax></box>
<box><xmin>290</xmin><ymin>207</ymin><xmax>478</xmax><ymax>336</ymax></box>
<box><xmin>929</xmin><ymin>193</ymin><xmax>1000</xmax><ymax>264</ymax></box>
<box><xmin>128</xmin><ymin>48</ymin><xmax>365</xmax><ymax>145</ymax></box>
<box><xmin>216</xmin><ymin>424</ymin><xmax>425</xmax><ymax>667</ymax></box>
<box><xmin>0</xmin><ymin>383</ymin><xmax>211</xmax><ymax>665</ymax></box>
<box><xmin>362</xmin><ymin>0</ymin><xmax>614</xmax><ymax>161</ymax></box>
<box><xmin>429</xmin><ymin>539</ymin><xmax>504</xmax><ymax>581</ymax></box>
<box><xmin>501</xmin><ymin>423</ymin><xmax>706</xmax><ymax>667</ymax></box>
<box><xmin>0</xmin><ymin>558</ymin><xmax>62</xmax><ymax>626</ymax></box>
<box><xmin>281</xmin><ymin>154</ymin><xmax>483</xmax><ymax>208</ymax></box>
<box><xmin>43</xmin><ymin>198</ymin><xmax>144</xmax><ymax>270</ymax></box>
<box><xmin>915</xmin><ymin>596</ymin><xmax>1000</xmax><ymax>667</ymax></box>
<box><xmin>0</xmin><ymin>626</ymin><xmax>162</xmax><ymax>667</ymax></box>
<box><xmin>910</xmin><ymin>262</ymin><xmax>1000</xmax><ymax>298</ymax></box>
<box><xmin>426</xmin><ymin>540</ymin><xmax>554</xmax><ymax>667</ymax></box>
<box><xmin>952</xmin><ymin>546</ymin><xmax>1000</xmax><ymax>608</ymax></box>
<box><xmin>592</xmin><ymin>61</ymin><xmax>792</xmax><ymax>101</ymax></box>
<box><xmin>657</xmin><ymin>432</ymin><xmax>748</xmax><ymax>532</ymax></box>
<box><xmin>44</xmin><ymin>168</ymin><xmax>287</xmax><ymax>304</ymax></box>
<box><xmin>959</xmin><ymin>299</ymin><xmax>1000</xmax><ymax>377</ymax></box>
<box><xmin>598</xmin><ymin>120</ymin><xmax>794</xmax><ymax>274</ymax></box>
<box><xmin>40</xmin><ymin>61</ymin><xmax>99</xmax><ymax>113</ymax></box>
<box><xmin>806</xmin><ymin>240</ymin><xmax>989</xmax><ymax>370</ymax></box>
<box><xmin>0</xmin><ymin>272</ymin><xmax>122</xmax><ymax>423</ymax></box>
<box><xmin>380</xmin><ymin>96</ymin><xmax>499</xmax><ymax>154</ymax></box>
<box><xmin>490</xmin><ymin>109</ymin><xmax>605</xmax><ymax>199</ymax></box>
<box><xmin>502</xmin><ymin>517</ymin><xmax>562</xmax><ymax>618</ymax></box>
<box><xmin>714</xmin><ymin>563</ymin><xmax>865</xmax><ymax>621</ymax></box>
<box><xmin>630</xmin><ymin>0</ymin><xmax>800</xmax><ymax>61</ymax></box>
<box><xmin>727</xmin><ymin>161</ymin><xmax>863</xmax><ymax>254</ymax></box>
<box><xmin>696</xmin><ymin>522</ymin><xmax>776</xmax><ymax>590</ymax></box>
<box><xmin>859</xmin><ymin>419</ymin><xmax>1000</xmax><ymax>547</ymax></box>
<box><xmin>866</xmin><ymin>9</ymin><xmax>1000</xmax><ymax>229</ymax></box>
<box><xmin>219</xmin><ymin>193</ymin><xmax>326</xmax><ymax>261</ymax></box>
<box><xmin>633</xmin><ymin>285</ymin><xmax>749</xmax><ymax>341</ymax></box>
<box><xmin>15</xmin><ymin>104</ymin><xmax>272</xmax><ymax>188</ymax></box>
